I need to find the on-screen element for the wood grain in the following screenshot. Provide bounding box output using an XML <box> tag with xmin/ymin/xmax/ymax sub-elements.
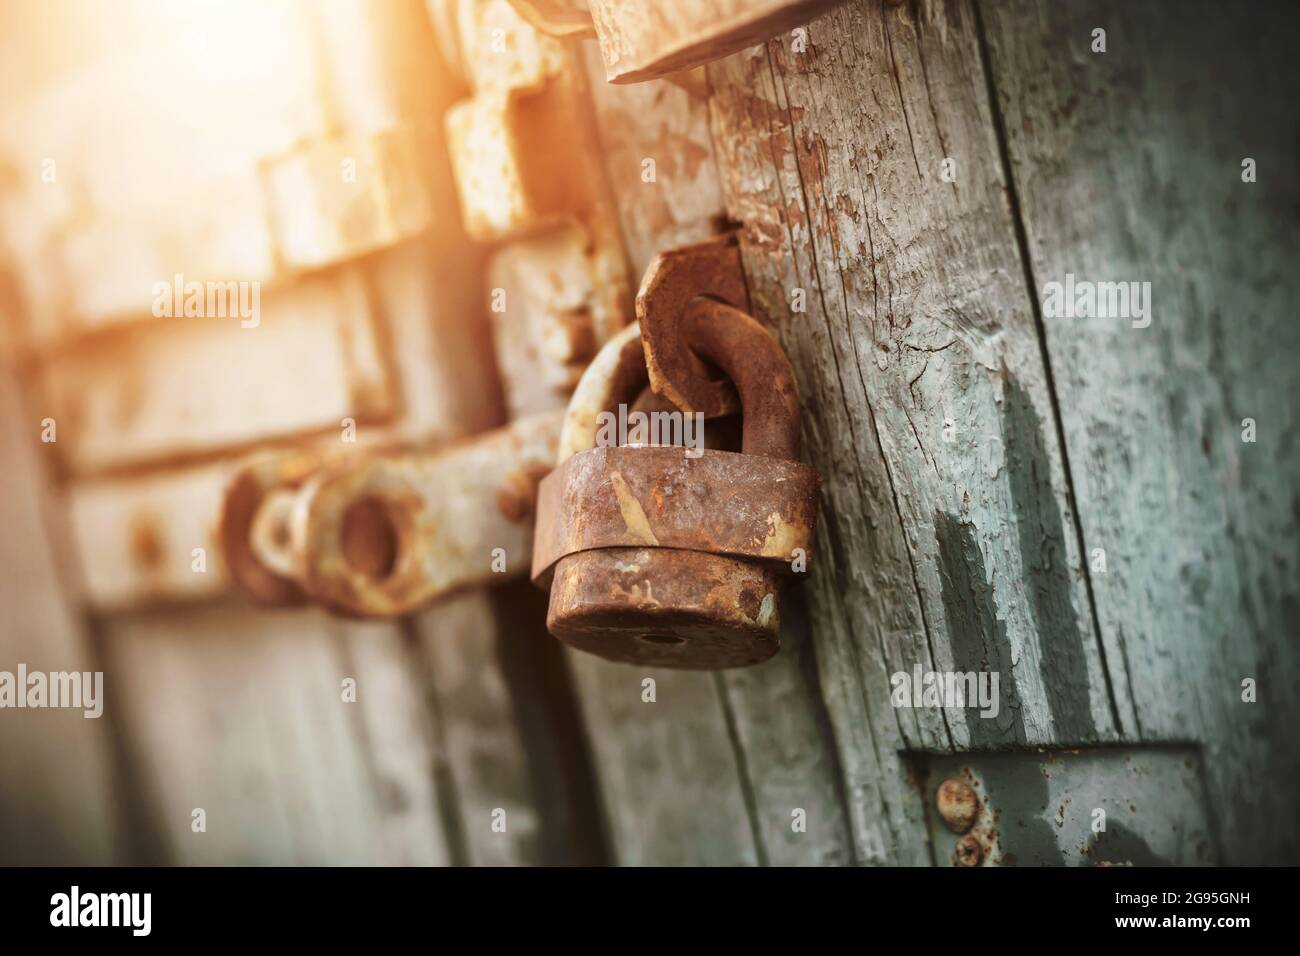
<box><xmin>411</xmin><ymin>583</ymin><xmax>608</xmax><ymax>865</ymax></box>
<box><xmin>0</xmin><ymin>368</ymin><xmax>119</xmax><ymax>864</ymax></box>
<box><xmin>101</xmin><ymin>605</ymin><xmax>452</xmax><ymax>864</ymax></box>
<box><xmin>39</xmin><ymin>268</ymin><xmax>396</xmax><ymax>476</ymax></box>
<box><xmin>705</xmin><ymin>0</ymin><xmax>1120</xmax><ymax>862</ymax></box>
<box><xmin>567</xmin><ymin>57</ymin><xmax>854</xmax><ymax>865</ymax></box>
<box><xmin>981</xmin><ymin>0</ymin><xmax>1300</xmax><ymax>863</ymax></box>
<box><xmin>3</xmin><ymin>0</ymin><xmax>1295</xmax><ymax>868</ymax></box>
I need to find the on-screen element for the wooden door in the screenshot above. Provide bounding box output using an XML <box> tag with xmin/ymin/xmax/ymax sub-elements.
<box><xmin>1</xmin><ymin>0</ymin><xmax>1295</xmax><ymax>866</ymax></box>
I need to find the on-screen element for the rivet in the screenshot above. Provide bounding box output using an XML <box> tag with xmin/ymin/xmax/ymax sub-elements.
<box><xmin>953</xmin><ymin>834</ymin><xmax>983</xmax><ymax>867</ymax></box>
<box><xmin>937</xmin><ymin>777</ymin><xmax>980</xmax><ymax>833</ymax></box>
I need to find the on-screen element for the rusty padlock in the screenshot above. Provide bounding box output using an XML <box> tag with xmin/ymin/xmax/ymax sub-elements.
<box><xmin>530</xmin><ymin>247</ymin><xmax>819</xmax><ymax>668</ymax></box>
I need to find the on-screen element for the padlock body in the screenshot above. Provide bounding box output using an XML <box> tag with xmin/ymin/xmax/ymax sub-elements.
<box><xmin>547</xmin><ymin>546</ymin><xmax>781</xmax><ymax>667</ymax></box>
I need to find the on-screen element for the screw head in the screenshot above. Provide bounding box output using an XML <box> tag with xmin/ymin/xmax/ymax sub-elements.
<box><xmin>953</xmin><ymin>834</ymin><xmax>983</xmax><ymax>867</ymax></box>
<box><xmin>936</xmin><ymin>777</ymin><xmax>980</xmax><ymax>833</ymax></box>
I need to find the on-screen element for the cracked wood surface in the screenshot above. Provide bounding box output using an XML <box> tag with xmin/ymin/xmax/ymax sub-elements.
<box><xmin>567</xmin><ymin>604</ymin><xmax>855</xmax><ymax>865</ymax></box>
<box><xmin>982</xmin><ymin>0</ymin><xmax>1300</xmax><ymax>863</ymax></box>
<box><xmin>706</xmin><ymin>0</ymin><xmax>1118</xmax><ymax>863</ymax></box>
<box><xmin>567</xmin><ymin>61</ymin><xmax>855</xmax><ymax>867</ymax></box>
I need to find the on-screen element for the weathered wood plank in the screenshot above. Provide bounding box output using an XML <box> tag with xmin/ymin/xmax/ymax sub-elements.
<box><xmin>0</xmin><ymin>0</ymin><xmax>445</xmax><ymax>345</ymax></box>
<box><xmin>560</xmin><ymin>48</ymin><xmax>855</xmax><ymax>866</ymax></box>
<box><xmin>39</xmin><ymin>268</ymin><xmax>395</xmax><ymax>476</ymax></box>
<box><xmin>981</xmin><ymin>0</ymin><xmax>1300</xmax><ymax>863</ymax></box>
<box><xmin>102</xmin><ymin>605</ymin><xmax>452</xmax><ymax>864</ymax></box>
<box><xmin>2</xmin><ymin>0</ymin><xmax>572</xmax><ymax>870</ymax></box>
<box><xmin>705</xmin><ymin>0</ymin><xmax>1121</xmax><ymax>862</ymax></box>
<box><xmin>717</xmin><ymin>594</ymin><xmax>856</xmax><ymax>864</ymax></box>
<box><xmin>67</xmin><ymin>462</ymin><xmax>235</xmax><ymax>611</ymax></box>
<box><xmin>582</xmin><ymin>43</ymin><xmax>728</xmax><ymax>280</ymax></box>
<box><xmin>411</xmin><ymin>581</ymin><xmax>607</xmax><ymax>865</ymax></box>
<box><xmin>567</xmin><ymin>656</ymin><xmax>760</xmax><ymax>865</ymax></box>
<box><xmin>362</xmin><ymin>234</ymin><xmax>504</xmax><ymax>444</ymax></box>
<box><xmin>330</xmin><ymin>617</ymin><xmax>456</xmax><ymax>866</ymax></box>
<box><xmin>0</xmin><ymin>367</ymin><xmax>119</xmax><ymax>864</ymax></box>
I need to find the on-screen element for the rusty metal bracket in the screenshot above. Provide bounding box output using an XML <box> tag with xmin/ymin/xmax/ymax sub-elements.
<box><xmin>221</xmin><ymin>412</ymin><xmax>561</xmax><ymax>617</ymax></box>
<box><xmin>443</xmin><ymin>0</ymin><xmax>633</xmax><ymax>418</ymax></box>
<box><xmin>220</xmin><ymin>449</ymin><xmax>328</xmax><ymax>607</ymax></box>
<box><xmin>918</xmin><ymin>749</ymin><xmax>1219</xmax><ymax>866</ymax></box>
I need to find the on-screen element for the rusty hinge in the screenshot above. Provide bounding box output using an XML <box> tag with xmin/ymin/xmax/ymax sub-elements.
<box><xmin>220</xmin><ymin>414</ymin><xmax>560</xmax><ymax>616</ymax></box>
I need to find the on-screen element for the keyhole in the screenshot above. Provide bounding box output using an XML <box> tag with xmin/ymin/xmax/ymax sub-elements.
<box><xmin>637</xmin><ymin>633</ymin><xmax>685</xmax><ymax>646</ymax></box>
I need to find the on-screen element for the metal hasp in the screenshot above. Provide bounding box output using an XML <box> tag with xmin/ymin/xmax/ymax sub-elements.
<box><xmin>531</xmin><ymin>233</ymin><xmax>820</xmax><ymax>668</ymax></box>
<box><xmin>220</xmin><ymin>413</ymin><xmax>562</xmax><ymax>617</ymax></box>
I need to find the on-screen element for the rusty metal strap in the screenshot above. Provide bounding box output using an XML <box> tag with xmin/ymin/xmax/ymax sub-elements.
<box><xmin>531</xmin><ymin>445</ymin><xmax>820</xmax><ymax>584</ymax></box>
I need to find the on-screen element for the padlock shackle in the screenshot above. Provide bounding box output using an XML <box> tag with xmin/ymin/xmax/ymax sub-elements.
<box><xmin>538</xmin><ymin>283</ymin><xmax>817</xmax><ymax>670</ymax></box>
<box><xmin>637</xmin><ymin>233</ymin><xmax>748</xmax><ymax>419</ymax></box>
<box><xmin>556</xmin><ymin>321</ymin><xmax>647</xmax><ymax>464</ymax></box>
<box><xmin>558</xmin><ymin>300</ymin><xmax>802</xmax><ymax>462</ymax></box>
<box><xmin>678</xmin><ymin>298</ymin><xmax>802</xmax><ymax>460</ymax></box>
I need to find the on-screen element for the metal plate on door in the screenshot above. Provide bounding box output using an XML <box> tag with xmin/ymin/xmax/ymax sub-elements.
<box><xmin>916</xmin><ymin>748</ymin><xmax>1219</xmax><ymax>866</ymax></box>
